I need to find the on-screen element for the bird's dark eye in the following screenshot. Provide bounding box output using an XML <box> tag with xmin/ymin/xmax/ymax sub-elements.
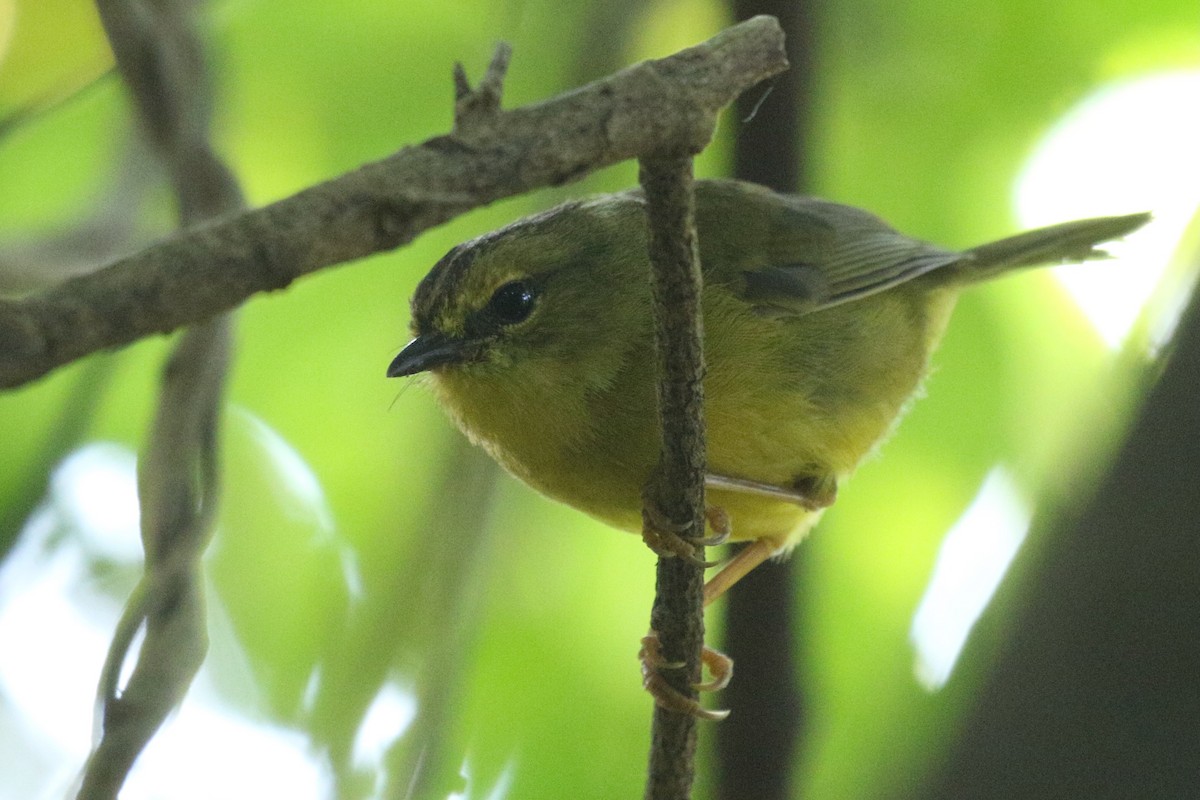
<box><xmin>487</xmin><ymin>280</ymin><xmax>536</xmax><ymax>325</ymax></box>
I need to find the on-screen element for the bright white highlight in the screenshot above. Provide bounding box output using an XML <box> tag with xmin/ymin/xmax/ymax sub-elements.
<box><xmin>911</xmin><ymin>469</ymin><xmax>1030</xmax><ymax>690</ymax></box>
<box><xmin>0</xmin><ymin>443</ymin><xmax>332</xmax><ymax>798</ymax></box>
<box><xmin>1016</xmin><ymin>70</ymin><xmax>1200</xmax><ymax>349</ymax></box>
<box><xmin>0</xmin><ymin>444</ymin><xmax>142</xmax><ymax>762</ymax></box>
<box><xmin>53</xmin><ymin>442</ymin><xmax>142</xmax><ymax>559</ymax></box>
<box><xmin>352</xmin><ymin>681</ymin><xmax>418</xmax><ymax>773</ymax></box>
<box><xmin>451</xmin><ymin>757</ymin><xmax>516</xmax><ymax>800</ymax></box>
<box><xmin>117</xmin><ymin>699</ymin><xmax>329</xmax><ymax>800</ymax></box>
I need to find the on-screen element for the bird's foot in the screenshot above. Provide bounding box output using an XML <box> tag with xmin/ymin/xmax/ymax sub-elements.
<box><xmin>641</xmin><ymin>503</ymin><xmax>731</xmax><ymax>566</ymax></box>
<box><xmin>699</xmin><ymin>506</ymin><xmax>733</xmax><ymax>545</ymax></box>
<box><xmin>639</xmin><ymin>632</ymin><xmax>732</xmax><ymax>721</ymax></box>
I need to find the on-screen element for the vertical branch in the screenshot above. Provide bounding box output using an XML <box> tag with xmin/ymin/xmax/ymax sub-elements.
<box><xmin>639</xmin><ymin>156</ymin><xmax>709</xmax><ymax>800</ymax></box>
<box><xmin>78</xmin><ymin>0</ymin><xmax>242</xmax><ymax>797</ymax></box>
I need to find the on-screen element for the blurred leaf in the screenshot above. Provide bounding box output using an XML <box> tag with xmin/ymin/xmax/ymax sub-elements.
<box><xmin>0</xmin><ymin>0</ymin><xmax>111</xmax><ymax>115</ymax></box>
<box><xmin>208</xmin><ymin>408</ymin><xmax>352</xmax><ymax>720</ymax></box>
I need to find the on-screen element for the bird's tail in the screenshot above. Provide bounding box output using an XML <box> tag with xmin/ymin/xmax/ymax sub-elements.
<box><xmin>960</xmin><ymin>211</ymin><xmax>1151</xmax><ymax>281</ymax></box>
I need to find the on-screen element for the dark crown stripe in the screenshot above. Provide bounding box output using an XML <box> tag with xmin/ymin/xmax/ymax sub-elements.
<box><xmin>409</xmin><ymin>201</ymin><xmax>585</xmax><ymax>332</ymax></box>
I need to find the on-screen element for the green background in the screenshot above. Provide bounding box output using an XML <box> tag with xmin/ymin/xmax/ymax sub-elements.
<box><xmin>0</xmin><ymin>0</ymin><xmax>1195</xmax><ymax>797</ymax></box>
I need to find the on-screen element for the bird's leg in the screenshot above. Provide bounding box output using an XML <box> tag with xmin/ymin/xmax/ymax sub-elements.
<box><xmin>640</xmin><ymin>470</ymin><xmax>829</xmax><ymax>719</ymax></box>
<box><xmin>698</xmin><ymin>470</ymin><xmax>836</xmax><ymax>604</ymax></box>
<box><xmin>639</xmin><ymin>633</ymin><xmax>732</xmax><ymax>721</ymax></box>
<box><xmin>705</xmin><ymin>470</ymin><xmax>838</xmax><ymax>511</ymax></box>
<box><xmin>702</xmin><ymin>538</ymin><xmax>777</xmax><ymax>607</ymax></box>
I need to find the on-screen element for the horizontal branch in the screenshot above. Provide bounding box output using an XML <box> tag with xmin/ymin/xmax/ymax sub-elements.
<box><xmin>0</xmin><ymin>15</ymin><xmax>787</xmax><ymax>389</ymax></box>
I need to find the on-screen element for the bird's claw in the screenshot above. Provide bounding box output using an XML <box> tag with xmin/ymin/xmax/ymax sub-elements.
<box><xmin>641</xmin><ymin>503</ymin><xmax>731</xmax><ymax>566</ymax></box>
<box><xmin>639</xmin><ymin>633</ymin><xmax>732</xmax><ymax>721</ymax></box>
<box><xmin>696</xmin><ymin>507</ymin><xmax>732</xmax><ymax>546</ymax></box>
<box><xmin>693</xmin><ymin>645</ymin><xmax>734</xmax><ymax>693</ymax></box>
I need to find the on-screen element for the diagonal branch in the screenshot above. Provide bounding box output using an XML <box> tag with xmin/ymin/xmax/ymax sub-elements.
<box><xmin>0</xmin><ymin>15</ymin><xmax>787</xmax><ymax>390</ymax></box>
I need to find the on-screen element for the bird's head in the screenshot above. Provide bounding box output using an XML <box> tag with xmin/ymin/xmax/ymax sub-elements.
<box><xmin>388</xmin><ymin>193</ymin><xmax>651</xmax><ymax>389</ymax></box>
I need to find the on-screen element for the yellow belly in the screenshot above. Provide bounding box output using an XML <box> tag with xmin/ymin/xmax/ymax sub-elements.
<box><xmin>435</xmin><ymin>285</ymin><xmax>957</xmax><ymax>551</ymax></box>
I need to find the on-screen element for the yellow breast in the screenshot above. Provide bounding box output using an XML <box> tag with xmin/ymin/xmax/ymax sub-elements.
<box><xmin>432</xmin><ymin>283</ymin><xmax>958</xmax><ymax>551</ymax></box>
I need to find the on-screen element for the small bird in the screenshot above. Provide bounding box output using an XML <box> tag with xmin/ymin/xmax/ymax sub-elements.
<box><xmin>388</xmin><ymin>179</ymin><xmax>1147</xmax><ymax>714</ymax></box>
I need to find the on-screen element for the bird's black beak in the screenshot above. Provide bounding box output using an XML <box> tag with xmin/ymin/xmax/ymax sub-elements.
<box><xmin>386</xmin><ymin>331</ymin><xmax>477</xmax><ymax>377</ymax></box>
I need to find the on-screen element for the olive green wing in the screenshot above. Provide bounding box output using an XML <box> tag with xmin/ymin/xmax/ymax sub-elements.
<box><xmin>737</xmin><ymin>223</ymin><xmax>964</xmax><ymax>316</ymax></box>
<box><xmin>695</xmin><ymin>181</ymin><xmax>964</xmax><ymax>317</ymax></box>
<box><xmin>692</xmin><ymin>180</ymin><xmax>1149</xmax><ymax>317</ymax></box>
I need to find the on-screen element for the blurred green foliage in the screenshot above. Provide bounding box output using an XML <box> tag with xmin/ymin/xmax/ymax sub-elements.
<box><xmin>0</xmin><ymin>0</ymin><xmax>1194</xmax><ymax>797</ymax></box>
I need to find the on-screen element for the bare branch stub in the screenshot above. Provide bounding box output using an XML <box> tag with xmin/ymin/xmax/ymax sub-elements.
<box><xmin>453</xmin><ymin>42</ymin><xmax>512</xmax><ymax>137</ymax></box>
<box><xmin>0</xmin><ymin>15</ymin><xmax>787</xmax><ymax>390</ymax></box>
<box><xmin>452</xmin><ymin>62</ymin><xmax>472</xmax><ymax>101</ymax></box>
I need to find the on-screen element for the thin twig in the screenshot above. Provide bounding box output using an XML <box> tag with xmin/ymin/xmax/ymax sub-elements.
<box><xmin>76</xmin><ymin>0</ymin><xmax>242</xmax><ymax>797</ymax></box>
<box><xmin>0</xmin><ymin>15</ymin><xmax>788</xmax><ymax>390</ymax></box>
<box><xmin>640</xmin><ymin>156</ymin><xmax>708</xmax><ymax>800</ymax></box>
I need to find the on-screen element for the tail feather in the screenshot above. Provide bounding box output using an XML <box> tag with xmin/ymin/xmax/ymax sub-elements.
<box><xmin>962</xmin><ymin>211</ymin><xmax>1151</xmax><ymax>280</ymax></box>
